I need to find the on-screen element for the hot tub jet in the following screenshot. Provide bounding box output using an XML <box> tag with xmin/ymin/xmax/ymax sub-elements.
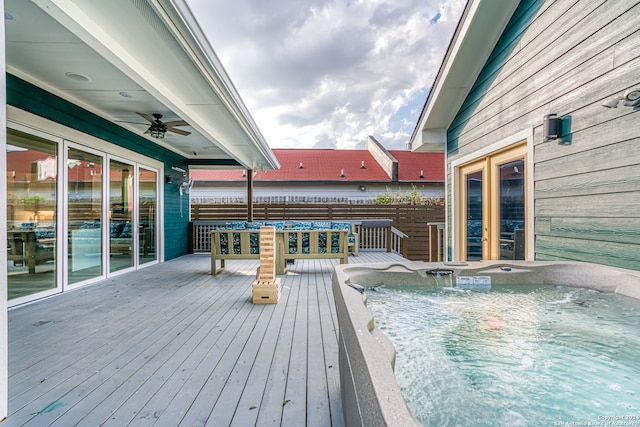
<box><xmin>425</xmin><ymin>268</ymin><xmax>454</xmax><ymax>277</ymax></box>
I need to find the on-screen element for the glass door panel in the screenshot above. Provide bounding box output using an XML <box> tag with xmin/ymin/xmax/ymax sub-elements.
<box><xmin>109</xmin><ymin>160</ymin><xmax>134</xmax><ymax>272</ymax></box>
<box><xmin>459</xmin><ymin>160</ymin><xmax>488</xmax><ymax>262</ymax></box>
<box><xmin>68</xmin><ymin>147</ymin><xmax>103</xmax><ymax>284</ymax></box>
<box><xmin>465</xmin><ymin>170</ymin><xmax>484</xmax><ymax>261</ymax></box>
<box><xmin>139</xmin><ymin>168</ymin><xmax>157</xmax><ymax>265</ymax></box>
<box><xmin>6</xmin><ymin>129</ymin><xmax>58</xmax><ymax>300</ymax></box>
<box><xmin>495</xmin><ymin>159</ymin><xmax>525</xmax><ymax>260</ymax></box>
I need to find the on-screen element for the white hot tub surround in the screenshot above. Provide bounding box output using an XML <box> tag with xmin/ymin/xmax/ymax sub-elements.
<box><xmin>331</xmin><ymin>261</ymin><xmax>640</xmax><ymax>427</ymax></box>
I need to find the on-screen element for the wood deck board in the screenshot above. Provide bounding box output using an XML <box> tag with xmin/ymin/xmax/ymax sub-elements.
<box><xmin>6</xmin><ymin>252</ymin><xmax>406</xmax><ymax>426</ymax></box>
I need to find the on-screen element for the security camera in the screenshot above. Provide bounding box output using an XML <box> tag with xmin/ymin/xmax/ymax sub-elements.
<box><xmin>623</xmin><ymin>88</ymin><xmax>640</xmax><ymax>107</ymax></box>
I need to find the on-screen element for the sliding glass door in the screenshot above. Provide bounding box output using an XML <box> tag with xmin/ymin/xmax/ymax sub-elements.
<box><xmin>7</xmin><ymin>126</ymin><xmax>162</xmax><ymax>305</ymax></box>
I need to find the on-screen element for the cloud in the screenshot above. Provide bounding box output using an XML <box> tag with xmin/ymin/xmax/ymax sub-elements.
<box><xmin>186</xmin><ymin>0</ymin><xmax>466</xmax><ymax>149</ymax></box>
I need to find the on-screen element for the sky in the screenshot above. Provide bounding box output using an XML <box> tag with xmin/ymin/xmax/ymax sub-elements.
<box><xmin>186</xmin><ymin>0</ymin><xmax>466</xmax><ymax>150</ymax></box>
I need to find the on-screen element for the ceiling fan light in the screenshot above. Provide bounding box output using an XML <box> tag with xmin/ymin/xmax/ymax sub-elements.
<box><xmin>149</xmin><ymin>124</ymin><xmax>166</xmax><ymax>139</ymax></box>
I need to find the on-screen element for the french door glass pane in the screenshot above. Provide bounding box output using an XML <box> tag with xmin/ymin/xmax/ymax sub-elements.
<box><xmin>68</xmin><ymin>147</ymin><xmax>103</xmax><ymax>284</ymax></box>
<box><xmin>499</xmin><ymin>159</ymin><xmax>525</xmax><ymax>260</ymax></box>
<box><xmin>6</xmin><ymin>129</ymin><xmax>58</xmax><ymax>299</ymax></box>
<box><xmin>109</xmin><ymin>160</ymin><xmax>134</xmax><ymax>272</ymax></box>
<box><xmin>466</xmin><ymin>170</ymin><xmax>483</xmax><ymax>261</ymax></box>
<box><xmin>139</xmin><ymin>168</ymin><xmax>157</xmax><ymax>265</ymax></box>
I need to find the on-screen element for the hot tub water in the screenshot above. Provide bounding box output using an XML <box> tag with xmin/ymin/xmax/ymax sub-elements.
<box><xmin>366</xmin><ymin>283</ymin><xmax>640</xmax><ymax>426</ymax></box>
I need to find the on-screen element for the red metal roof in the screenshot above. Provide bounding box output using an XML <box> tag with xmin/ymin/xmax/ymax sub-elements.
<box><xmin>192</xmin><ymin>149</ymin><xmax>391</xmax><ymax>182</ymax></box>
<box><xmin>191</xmin><ymin>149</ymin><xmax>445</xmax><ymax>182</ymax></box>
<box><xmin>389</xmin><ymin>150</ymin><xmax>444</xmax><ymax>182</ymax></box>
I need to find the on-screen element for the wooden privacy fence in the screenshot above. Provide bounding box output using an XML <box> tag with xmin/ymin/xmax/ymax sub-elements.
<box><xmin>190</xmin><ymin>203</ymin><xmax>445</xmax><ymax>261</ymax></box>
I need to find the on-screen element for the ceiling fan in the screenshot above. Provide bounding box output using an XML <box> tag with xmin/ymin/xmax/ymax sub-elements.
<box><xmin>136</xmin><ymin>113</ymin><xmax>191</xmax><ymax>138</ymax></box>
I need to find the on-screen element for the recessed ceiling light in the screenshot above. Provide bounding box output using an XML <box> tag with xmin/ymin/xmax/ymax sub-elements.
<box><xmin>118</xmin><ymin>91</ymin><xmax>133</xmax><ymax>98</ymax></box>
<box><xmin>64</xmin><ymin>72</ymin><xmax>91</xmax><ymax>82</ymax></box>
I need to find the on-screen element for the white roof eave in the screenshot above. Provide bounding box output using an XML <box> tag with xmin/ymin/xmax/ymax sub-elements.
<box><xmin>31</xmin><ymin>0</ymin><xmax>279</xmax><ymax>170</ymax></box>
<box><xmin>410</xmin><ymin>0</ymin><xmax>520</xmax><ymax>152</ymax></box>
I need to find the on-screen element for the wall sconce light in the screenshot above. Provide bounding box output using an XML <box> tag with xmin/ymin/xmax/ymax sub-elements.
<box><xmin>602</xmin><ymin>88</ymin><xmax>640</xmax><ymax>108</ymax></box>
<box><xmin>359</xmin><ymin>185</ymin><xmax>366</xmax><ymax>191</ymax></box>
<box><xmin>543</xmin><ymin>113</ymin><xmax>561</xmax><ymax>142</ymax></box>
<box><xmin>165</xmin><ymin>175</ymin><xmax>172</xmax><ymax>184</ymax></box>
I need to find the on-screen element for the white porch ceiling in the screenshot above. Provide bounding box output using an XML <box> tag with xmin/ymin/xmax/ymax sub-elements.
<box><xmin>4</xmin><ymin>0</ymin><xmax>279</xmax><ymax>170</ymax></box>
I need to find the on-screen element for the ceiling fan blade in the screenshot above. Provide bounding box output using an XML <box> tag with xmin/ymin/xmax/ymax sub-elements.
<box><xmin>167</xmin><ymin>127</ymin><xmax>191</xmax><ymax>136</ymax></box>
<box><xmin>136</xmin><ymin>112</ymin><xmax>156</xmax><ymax>123</ymax></box>
<box><xmin>163</xmin><ymin>120</ymin><xmax>189</xmax><ymax>127</ymax></box>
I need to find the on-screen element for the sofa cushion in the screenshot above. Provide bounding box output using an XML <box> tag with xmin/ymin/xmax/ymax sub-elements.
<box><xmin>292</xmin><ymin>221</ymin><xmax>312</xmax><ymax>230</ymax></box>
<box><xmin>226</xmin><ymin>221</ymin><xmax>247</xmax><ymax>230</ymax></box>
<box><xmin>312</xmin><ymin>221</ymin><xmax>331</xmax><ymax>230</ymax></box>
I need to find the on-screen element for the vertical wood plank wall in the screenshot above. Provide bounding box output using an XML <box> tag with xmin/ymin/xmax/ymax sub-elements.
<box><xmin>446</xmin><ymin>0</ymin><xmax>640</xmax><ymax>270</ymax></box>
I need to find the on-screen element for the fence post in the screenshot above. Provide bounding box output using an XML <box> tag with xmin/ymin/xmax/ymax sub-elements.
<box><xmin>188</xmin><ymin>222</ymin><xmax>194</xmax><ymax>254</ymax></box>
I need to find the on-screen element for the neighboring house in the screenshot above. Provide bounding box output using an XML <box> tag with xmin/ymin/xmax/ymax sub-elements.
<box><xmin>191</xmin><ymin>136</ymin><xmax>445</xmax><ymax>204</ymax></box>
<box><xmin>409</xmin><ymin>0</ymin><xmax>640</xmax><ymax>269</ymax></box>
<box><xmin>1</xmin><ymin>0</ymin><xmax>279</xmax><ymax>415</ymax></box>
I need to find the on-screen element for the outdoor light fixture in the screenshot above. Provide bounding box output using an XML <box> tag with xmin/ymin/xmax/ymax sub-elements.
<box><xmin>149</xmin><ymin>122</ymin><xmax>166</xmax><ymax>139</ymax></box>
<box><xmin>543</xmin><ymin>113</ymin><xmax>561</xmax><ymax>142</ymax></box>
<box><xmin>602</xmin><ymin>88</ymin><xmax>640</xmax><ymax>108</ymax></box>
<box><xmin>623</xmin><ymin>88</ymin><xmax>640</xmax><ymax>107</ymax></box>
<box><xmin>359</xmin><ymin>185</ymin><xmax>366</xmax><ymax>191</ymax></box>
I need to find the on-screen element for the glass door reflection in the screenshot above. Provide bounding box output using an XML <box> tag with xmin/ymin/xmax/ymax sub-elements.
<box><xmin>497</xmin><ymin>159</ymin><xmax>525</xmax><ymax>260</ymax></box>
<box><xmin>139</xmin><ymin>168</ymin><xmax>157</xmax><ymax>265</ymax></box>
<box><xmin>6</xmin><ymin>129</ymin><xmax>58</xmax><ymax>301</ymax></box>
<box><xmin>465</xmin><ymin>170</ymin><xmax>484</xmax><ymax>261</ymax></box>
<box><xmin>109</xmin><ymin>160</ymin><xmax>134</xmax><ymax>272</ymax></box>
<box><xmin>68</xmin><ymin>147</ymin><xmax>103</xmax><ymax>284</ymax></box>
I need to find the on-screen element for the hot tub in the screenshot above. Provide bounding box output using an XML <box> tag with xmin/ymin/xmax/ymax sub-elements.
<box><xmin>331</xmin><ymin>261</ymin><xmax>640</xmax><ymax>426</ymax></box>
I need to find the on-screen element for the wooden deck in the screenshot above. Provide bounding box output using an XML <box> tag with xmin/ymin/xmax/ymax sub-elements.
<box><xmin>5</xmin><ymin>252</ymin><xmax>405</xmax><ymax>426</ymax></box>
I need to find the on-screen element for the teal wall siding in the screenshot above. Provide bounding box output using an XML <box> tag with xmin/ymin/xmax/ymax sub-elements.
<box><xmin>447</xmin><ymin>0</ymin><xmax>542</xmax><ymax>155</ymax></box>
<box><xmin>7</xmin><ymin>73</ymin><xmax>190</xmax><ymax>260</ymax></box>
<box><xmin>445</xmin><ymin>0</ymin><xmax>640</xmax><ymax>270</ymax></box>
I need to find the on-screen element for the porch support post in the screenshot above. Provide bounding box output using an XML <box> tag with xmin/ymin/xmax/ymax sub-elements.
<box><xmin>0</xmin><ymin>0</ymin><xmax>9</xmax><ymax>418</ymax></box>
<box><xmin>247</xmin><ymin>169</ymin><xmax>253</xmax><ymax>221</ymax></box>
